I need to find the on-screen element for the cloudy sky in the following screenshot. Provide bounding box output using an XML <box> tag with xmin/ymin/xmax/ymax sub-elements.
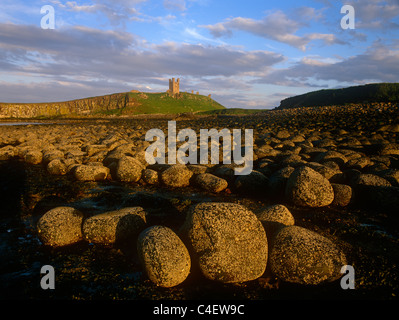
<box><xmin>0</xmin><ymin>0</ymin><xmax>398</xmax><ymax>108</ymax></box>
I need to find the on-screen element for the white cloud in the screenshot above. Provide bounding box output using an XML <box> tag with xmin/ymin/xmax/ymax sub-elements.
<box><xmin>201</xmin><ymin>10</ymin><xmax>345</xmax><ymax>51</ymax></box>
<box><xmin>0</xmin><ymin>22</ymin><xmax>284</xmax><ymax>103</ymax></box>
<box><xmin>163</xmin><ymin>0</ymin><xmax>187</xmax><ymax>11</ymax></box>
<box><xmin>253</xmin><ymin>40</ymin><xmax>399</xmax><ymax>86</ymax></box>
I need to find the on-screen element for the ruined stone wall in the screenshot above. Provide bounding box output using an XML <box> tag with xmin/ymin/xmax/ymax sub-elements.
<box><xmin>169</xmin><ymin>78</ymin><xmax>180</xmax><ymax>96</ymax></box>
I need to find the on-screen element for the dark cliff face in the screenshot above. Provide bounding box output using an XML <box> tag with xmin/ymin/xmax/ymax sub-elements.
<box><xmin>277</xmin><ymin>83</ymin><xmax>399</xmax><ymax>110</ymax></box>
<box><xmin>0</xmin><ymin>93</ymin><xmax>129</xmax><ymax>118</ymax></box>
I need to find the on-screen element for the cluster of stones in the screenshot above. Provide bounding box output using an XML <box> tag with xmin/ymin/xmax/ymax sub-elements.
<box><xmin>0</xmin><ymin>120</ymin><xmax>398</xmax><ymax>211</ymax></box>
<box><xmin>36</xmin><ymin>202</ymin><xmax>347</xmax><ymax>287</ymax></box>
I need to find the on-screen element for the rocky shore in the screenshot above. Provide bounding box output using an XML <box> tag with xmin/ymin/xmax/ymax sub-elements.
<box><xmin>1</xmin><ymin>102</ymin><xmax>399</xmax><ymax>300</ymax></box>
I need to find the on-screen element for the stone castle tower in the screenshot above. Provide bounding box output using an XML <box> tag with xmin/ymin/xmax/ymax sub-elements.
<box><xmin>168</xmin><ymin>78</ymin><xmax>180</xmax><ymax>96</ymax></box>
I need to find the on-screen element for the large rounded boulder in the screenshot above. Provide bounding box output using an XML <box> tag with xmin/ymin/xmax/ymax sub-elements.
<box><xmin>37</xmin><ymin>206</ymin><xmax>84</xmax><ymax>247</ymax></box>
<box><xmin>137</xmin><ymin>226</ymin><xmax>191</xmax><ymax>288</ymax></box>
<box><xmin>269</xmin><ymin>226</ymin><xmax>347</xmax><ymax>285</ymax></box>
<box><xmin>83</xmin><ymin>207</ymin><xmax>147</xmax><ymax>245</ymax></box>
<box><xmin>182</xmin><ymin>202</ymin><xmax>268</xmax><ymax>283</ymax></box>
<box><xmin>285</xmin><ymin>166</ymin><xmax>334</xmax><ymax>207</ymax></box>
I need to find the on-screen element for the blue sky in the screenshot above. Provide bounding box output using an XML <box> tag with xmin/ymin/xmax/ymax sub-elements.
<box><xmin>0</xmin><ymin>0</ymin><xmax>398</xmax><ymax>108</ymax></box>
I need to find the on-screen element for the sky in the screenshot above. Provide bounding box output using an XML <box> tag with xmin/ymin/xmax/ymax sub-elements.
<box><xmin>0</xmin><ymin>0</ymin><xmax>398</xmax><ymax>109</ymax></box>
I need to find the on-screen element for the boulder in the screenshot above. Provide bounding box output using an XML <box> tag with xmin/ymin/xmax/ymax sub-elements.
<box><xmin>24</xmin><ymin>149</ymin><xmax>43</xmax><ymax>164</ymax></box>
<box><xmin>137</xmin><ymin>226</ymin><xmax>191</xmax><ymax>288</ymax></box>
<box><xmin>195</xmin><ymin>173</ymin><xmax>228</xmax><ymax>193</ymax></box>
<box><xmin>42</xmin><ymin>149</ymin><xmax>64</xmax><ymax>164</ymax></box>
<box><xmin>37</xmin><ymin>207</ymin><xmax>84</xmax><ymax>247</ymax></box>
<box><xmin>0</xmin><ymin>146</ymin><xmax>15</xmax><ymax>160</ymax></box>
<box><xmin>47</xmin><ymin>159</ymin><xmax>67</xmax><ymax>175</ymax></box>
<box><xmin>74</xmin><ymin>164</ymin><xmax>110</xmax><ymax>181</ymax></box>
<box><xmin>285</xmin><ymin>166</ymin><xmax>334</xmax><ymax>207</ymax></box>
<box><xmin>269</xmin><ymin>226</ymin><xmax>347</xmax><ymax>285</ymax></box>
<box><xmin>267</xmin><ymin>166</ymin><xmax>295</xmax><ymax>198</ymax></box>
<box><xmin>331</xmin><ymin>183</ymin><xmax>353</xmax><ymax>207</ymax></box>
<box><xmin>256</xmin><ymin>204</ymin><xmax>295</xmax><ymax>226</ymax></box>
<box><xmin>161</xmin><ymin>164</ymin><xmax>193</xmax><ymax>188</ymax></box>
<box><xmin>83</xmin><ymin>207</ymin><xmax>147</xmax><ymax>245</ymax></box>
<box><xmin>115</xmin><ymin>155</ymin><xmax>144</xmax><ymax>183</ymax></box>
<box><xmin>353</xmin><ymin>173</ymin><xmax>392</xmax><ymax>187</ymax></box>
<box><xmin>234</xmin><ymin>170</ymin><xmax>268</xmax><ymax>195</ymax></box>
<box><xmin>314</xmin><ymin>150</ymin><xmax>348</xmax><ymax>167</ymax></box>
<box><xmin>182</xmin><ymin>202</ymin><xmax>268</xmax><ymax>283</ymax></box>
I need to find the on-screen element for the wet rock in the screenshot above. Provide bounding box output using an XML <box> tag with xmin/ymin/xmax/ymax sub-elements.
<box><xmin>269</xmin><ymin>226</ymin><xmax>347</xmax><ymax>285</ymax></box>
<box><xmin>137</xmin><ymin>225</ymin><xmax>191</xmax><ymax>288</ymax></box>
<box><xmin>83</xmin><ymin>207</ymin><xmax>147</xmax><ymax>245</ymax></box>
<box><xmin>331</xmin><ymin>183</ymin><xmax>353</xmax><ymax>207</ymax></box>
<box><xmin>285</xmin><ymin>166</ymin><xmax>334</xmax><ymax>207</ymax></box>
<box><xmin>73</xmin><ymin>164</ymin><xmax>110</xmax><ymax>181</ymax></box>
<box><xmin>161</xmin><ymin>164</ymin><xmax>193</xmax><ymax>188</ymax></box>
<box><xmin>195</xmin><ymin>173</ymin><xmax>228</xmax><ymax>193</ymax></box>
<box><xmin>37</xmin><ymin>206</ymin><xmax>84</xmax><ymax>247</ymax></box>
<box><xmin>115</xmin><ymin>155</ymin><xmax>144</xmax><ymax>183</ymax></box>
<box><xmin>182</xmin><ymin>202</ymin><xmax>268</xmax><ymax>283</ymax></box>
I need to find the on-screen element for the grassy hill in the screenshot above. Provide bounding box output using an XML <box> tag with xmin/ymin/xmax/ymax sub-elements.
<box><xmin>277</xmin><ymin>83</ymin><xmax>399</xmax><ymax>110</ymax></box>
<box><xmin>0</xmin><ymin>91</ymin><xmax>225</xmax><ymax>118</ymax></box>
<box><xmin>107</xmin><ymin>91</ymin><xmax>225</xmax><ymax>115</ymax></box>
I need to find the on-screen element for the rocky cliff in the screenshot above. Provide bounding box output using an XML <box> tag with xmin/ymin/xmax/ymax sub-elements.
<box><xmin>277</xmin><ymin>83</ymin><xmax>399</xmax><ymax>110</ymax></box>
<box><xmin>0</xmin><ymin>91</ymin><xmax>225</xmax><ymax>118</ymax></box>
<box><xmin>0</xmin><ymin>93</ymin><xmax>129</xmax><ymax>118</ymax></box>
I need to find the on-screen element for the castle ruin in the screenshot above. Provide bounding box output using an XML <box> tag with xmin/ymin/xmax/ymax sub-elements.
<box><xmin>168</xmin><ymin>78</ymin><xmax>180</xmax><ymax>97</ymax></box>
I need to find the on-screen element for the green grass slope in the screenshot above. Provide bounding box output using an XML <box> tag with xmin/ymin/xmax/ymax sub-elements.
<box><xmin>95</xmin><ymin>91</ymin><xmax>225</xmax><ymax>116</ymax></box>
<box><xmin>0</xmin><ymin>91</ymin><xmax>226</xmax><ymax>118</ymax></box>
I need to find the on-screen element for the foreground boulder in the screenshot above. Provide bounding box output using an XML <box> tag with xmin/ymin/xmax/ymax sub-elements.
<box><xmin>182</xmin><ymin>202</ymin><xmax>268</xmax><ymax>283</ymax></box>
<box><xmin>37</xmin><ymin>207</ymin><xmax>84</xmax><ymax>247</ymax></box>
<box><xmin>285</xmin><ymin>166</ymin><xmax>334</xmax><ymax>207</ymax></box>
<box><xmin>269</xmin><ymin>226</ymin><xmax>347</xmax><ymax>285</ymax></box>
<box><xmin>83</xmin><ymin>207</ymin><xmax>147</xmax><ymax>245</ymax></box>
<box><xmin>137</xmin><ymin>225</ymin><xmax>191</xmax><ymax>288</ymax></box>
